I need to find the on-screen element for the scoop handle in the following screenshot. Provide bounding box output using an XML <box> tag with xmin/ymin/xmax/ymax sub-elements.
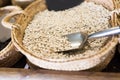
<box><xmin>88</xmin><ymin>26</ymin><xmax>120</xmax><ymax>39</ymax></box>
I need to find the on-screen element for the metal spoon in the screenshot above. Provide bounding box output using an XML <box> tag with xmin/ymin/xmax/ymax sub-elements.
<box><xmin>59</xmin><ymin>26</ymin><xmax>120</xmax><ymax>52</ymax></box>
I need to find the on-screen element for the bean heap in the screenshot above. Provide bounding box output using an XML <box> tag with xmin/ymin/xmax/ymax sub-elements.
<box><xmin>23</xmin><ymin>1</ymin><xmax>111</xmax><ymax>60</ymax></box>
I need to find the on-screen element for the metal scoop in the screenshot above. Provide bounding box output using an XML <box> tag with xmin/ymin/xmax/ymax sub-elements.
<box><xmin>59</xmin><ymin>26</ymin><xmax>120</xmax><ymax>52</ymax></box>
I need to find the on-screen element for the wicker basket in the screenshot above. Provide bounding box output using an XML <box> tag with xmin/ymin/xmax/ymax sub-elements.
<box><xmin>0</xmin><ymin>6</ymin><xmax>23</xmax><ymax>67</ymax></box>
<box><xmin>2</xmin><ymin>0</ymin><xmax>120</xmax><ymax>71</ymax></box>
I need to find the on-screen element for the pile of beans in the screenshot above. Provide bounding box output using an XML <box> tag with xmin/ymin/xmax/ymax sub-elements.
<box><xmin>23</xmin><ymin>1</ymin><xmax>111</xmax><ymax>60</ymax></box>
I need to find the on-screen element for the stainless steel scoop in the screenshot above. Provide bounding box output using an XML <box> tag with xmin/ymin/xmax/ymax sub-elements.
<box><xmin>59</xmin><ymin>26</ymin><xmax>120</xmax><ymax>52</ymax></box>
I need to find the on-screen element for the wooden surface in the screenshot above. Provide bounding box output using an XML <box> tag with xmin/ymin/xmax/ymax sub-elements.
<box><xmin>0</xmin><ymin>68</ymin><xmax>120</xmax><ymax>80</ymax></box>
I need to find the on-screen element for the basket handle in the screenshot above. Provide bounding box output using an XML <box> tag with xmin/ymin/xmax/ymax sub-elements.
<box><xmin>110</xmin><ymin>8</ymin><xmax>120</xmax><ymax>44</ymax></box>
<box><xmin>111</xmin><ymin>8</ymin><xmax>120</xmax><ymax>26</ymax></box>
<box><xmin>0</xmin><ymin>6</ymin><xmax>23</xmax><ymax>42</ymax></box>
<box><xmin>1</xmin><ymin>11</ymin><xmax>25</xmax><ymax>29</ymax></box>
<box><xmin>0</xmin><ymin>6</ymin><xmax>22</xmax><ymax>12</ymax></box>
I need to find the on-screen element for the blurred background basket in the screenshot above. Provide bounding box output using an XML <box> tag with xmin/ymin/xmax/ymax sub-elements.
<box><xmin>0</xmin><ymin>6</ymin><xmax>23</xmax><ymax>67</ymax></box>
